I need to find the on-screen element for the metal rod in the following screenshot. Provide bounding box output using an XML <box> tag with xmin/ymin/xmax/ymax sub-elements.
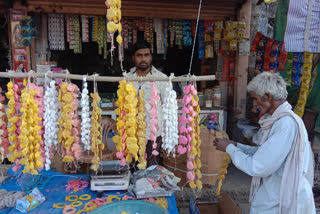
<box><xmin>0</xmin><ymin>72</ymin><xmax>216</xmax><ymax>82</ymax></box>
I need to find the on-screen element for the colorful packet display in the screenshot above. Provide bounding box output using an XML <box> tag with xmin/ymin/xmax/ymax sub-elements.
<box><xmin>215</xmin><ymin>21</ymin><xmax>224</xmax><ymax>30</ymax></box>
<box><xmin>237</xmin><ymin>21</ymin><xmax>246</xmax><ymax>42</ymax></box>
<box><xmin>269</xmin><ymin>40</ymin><xmax>282</xmax><ymax>72</ymax></box>
<box><xmin>216</xmin><ymin>50</ymin><xmax>224</xmax><ymax>81</ymax></box>
<box><xmin>213</xmin><ymin>30</ymin><xmax>222</xmax><ymax>41</ymax></box>
<box><xmin>230</xmin><ymin>39</ymin><xmax>238</xmax><ymax>51</ymax></box>
<box><xmin>291</xmin><ymin>52</ymin><xmax>303</xmax><ymax>87</ymax></box>
<box><xmin>286</xmin><ymin>52</ymin><xmax>294</xmax><ymax>85</ymax></box>
<box><xmin>263</xmin><ymin>39</ymin><xmax>275</xmax><ymax>71</ymax></box>
<box><xmin>205</xmin><ymin>21</ymin><xmax>214</xmax><ymax>33</ymax></box>
<box><xmin>278</xmin><ymin>43</ymin><xmax>288</xmax><ymax>72</ymax></box>
<box><xmin>222</xmin><ymin>51</ymin><xmax>231</xmax><ymax>81</ymax></box>
<box><xmin>251</xmin><ymin>32</ymin><xmax>263</xmax><ymax>52</ymax></box>
<box><xmin>294</xmin><ymin>52</ymin><xmax>313</xmax><ymax>117</ymax></box>
<box><xmin>205</xmin><ymin>34</ymin><xmax>214</xmax><ymax>58</ymax></box>
<box><xmin>183</xmin><ymin>20</ymin><xmax>192</xmax><ymax>46</ymax></box>
<box><xmin>128</xmin><ymin>18</ymin><xmax>133</xmax><ymax>44</ymax></box>
<box><xmin>254</xmin><ymin>36</ymin><xmax>268</xmax><ymax>74</ymax></box>
<box><xmin>198</xmin><ymin>20</ymin><xmax>205</xmax><ymax>60</ymax></box>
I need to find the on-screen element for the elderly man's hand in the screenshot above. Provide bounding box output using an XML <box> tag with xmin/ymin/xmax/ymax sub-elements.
<box><xmin>213</xmin><ymin>138</ymin><xmax>233</xmax><ymax>152</ymax></box>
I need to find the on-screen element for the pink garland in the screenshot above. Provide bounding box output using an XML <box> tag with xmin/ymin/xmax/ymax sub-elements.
<box><xmin>65</xmin><ymin>83</ymin><xmax>82</xmax><ymax>160</ymax></box>
<box><xmin>178</xmin><ymin>84</ymin><xmax>199</xmax><ymax>184</ymax></box>
<box><xmin>178</xmin><ymin>85</ymin><xmax>193</xmax><ymax>155</ymax></box>
<box><xmin>0</xmin><ymin>88</ymin><xmax>9</xmax><ymax>159</ymax></box>
<box><xmin>11</xmin><ymin>84</ymin><xmax>22</xmax><ymax>172</ymax></box>
<box><xmin>149</xmin><ymin>82</ymin><xmax>160</xmax><ymax>156</ymax></box>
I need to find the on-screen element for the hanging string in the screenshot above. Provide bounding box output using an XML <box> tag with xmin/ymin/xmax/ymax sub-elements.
<box><xmin>188</xmin><ymin>0</ymin><xmax>203</xmax><ymax>75</ymax></box>
<box><xmin>93</xmin><ymin>73</ymin><xmax>99</xmax><ymax>93</ymax></box>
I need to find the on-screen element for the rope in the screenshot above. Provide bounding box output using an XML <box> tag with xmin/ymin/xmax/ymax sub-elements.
<box><xmin>163</xmin><ymin>162</ymin><xmax>218</xmax><ymax>176</ymax></box>
<box><xmin>188</xmin><ymin>0</ymin><xmax>203</xmax><ymax>75</ymax></box>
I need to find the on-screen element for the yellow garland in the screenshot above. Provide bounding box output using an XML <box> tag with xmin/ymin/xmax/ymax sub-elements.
<box><xmin>123</xmin><ymin>82</ymin><xmax>138</xmax><ymax>163</ymax></box>
<box><xmin>137</xmin><ymin>89</ymin><xmax>147</xmax><ymax>169</ymax></box>
<box><xmin>113</xmin><ymin>80</ymin><xmax>126</xmax><ymax>154</ymax></box>
<box><xmin>189</xmin><ymin>91</ymin><xmax>203</xmax><ymax>190</ymax></box>
<box><xmin>106</xmin><ymin>0</ymin><xmax>122</xmax><ymax>45</ymax></box>
<box><xmin>18</xmin><ymin>84</ymin><xmax>43</xmax><ymax>174</ymax></box>
<box><xmin>294</xmin><ymin>52</ymin><xmax>313</xmax><ymax>117</ymax></box>
<box><xmin>90</xmin><ymin>92</ymin><xmax>104</xmax><ymax>171</ymax></box>
<box><xmin>155</xmin><ymin>197</ymin><xmax>168</xmax><ymax>209</ymax></box>
<box><xmin>215</xmin><ymin>131</ymin><xmax>231</xmax><ymax>196</ymax></box>
<box><xmin>57</xmin><ymin>82</ymin><xmax>74</xmax><ymax>163</ymax></box>
<box><xmin>6</xmin><ymin>82</ymin><xmax>19</xmax><ymax>160</ymax></box>
<box><xmin>113</xmin><ymin>81</ymin><xmax>139</xmax><ymax>165</ymax></box>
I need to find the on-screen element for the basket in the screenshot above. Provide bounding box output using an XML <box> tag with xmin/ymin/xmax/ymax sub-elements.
<box><xmin>88</xmin><ymin>200</ymin><xmax>168</xmax><ymax>214</ymax></box>
<box><xmin>163</xmin><ymin>128</ymin><xmax>226</xmax><ymax>187</ymax></box>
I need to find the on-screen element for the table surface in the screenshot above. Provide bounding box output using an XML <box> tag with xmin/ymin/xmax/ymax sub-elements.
<box><xmin>0</xmin><ymin>167</ymin><xmax>179</xmax><ymax>214</ymax></box>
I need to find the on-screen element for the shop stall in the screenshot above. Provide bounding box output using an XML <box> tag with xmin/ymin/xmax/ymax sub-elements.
<box><xmin>0</xmin><ymin>0</ymin><xmax>252</xmax><ymax>213</ymax></box>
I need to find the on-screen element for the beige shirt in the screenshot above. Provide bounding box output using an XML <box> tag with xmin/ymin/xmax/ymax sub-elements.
<box><xmin>127</xmin><ymin>66</ymin><xmax>168</xmax><ymax>139</ymax></box>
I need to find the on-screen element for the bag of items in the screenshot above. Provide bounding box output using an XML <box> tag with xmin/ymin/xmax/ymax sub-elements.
<box><xmin>129</xmin><ymin>165</ymin><xmax>180</xmax><ymax>199</ymax></box>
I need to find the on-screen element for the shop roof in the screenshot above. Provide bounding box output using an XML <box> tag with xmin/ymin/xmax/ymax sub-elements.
<box><xmin>19</xmin><ymin>0</ymin><xmax>246</xmax><ymax>20</ymax></box>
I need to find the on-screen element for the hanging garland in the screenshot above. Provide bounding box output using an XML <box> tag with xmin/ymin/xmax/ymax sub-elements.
<box><xmin>58</xmin><ymin>83</ymin><xmax>82</xmax><ymax>163</ymax></box>
<box><xmin>90</xmin><ymin>90</ymin><xmax>104</xmax><ymax>171</ymax></box>
<box><xmin>161</xmin><ymin>78</ymin><xmax>179</xmax><ymax>157</ymax></box>
<box><xmin>0</xmin><ymin>88</ymin><xmax>8</xmax><ymax>163</ymax></box>
<box><xmin>113</xmin><ymin>80</ymin><xmax>140</xmax><ymax>166</ymax></box>
<box><xmin>6</xmin><ymin>82</ymin><xmax>22</xmax><ymax>171</ymax></box>
<box><xmin>215</xmin><ymin>131</ymin><xmax>231</xmax><ymax>196</ymax></box>
<box><xmin>114</xmin><ymin>80</ymin><xmax>126</xmax><ymax>165</ymax></box>
<box><xmin>136</xmin><ymin>89</ymin><xmax>147</xmax><ymax>169</ymax></box>
<box><xmin>18</xmin><ymin>79</ymin><xmax>43</xmax><ymax>174</ymax></box>
<box><xmin>294</xmin><ymin>53</ymin><xmax>313</xmax><ymax>117</ymax></box>
<box><xmin>81</xmin><ymin>76</ymin><xmax>91</xmax><ymax>151</ymax></box>
<box><xmin>179</xmin><ymin>84</ymin><xmax>202</xmax><ymax>189</ymax></box>
<box><xmin>149</xmin><ymin>82</ymin><xmax>160</xmax><ymax>157</ymax></box>
<box><xmin>123</xmin><ymin>82</ymin><xmax>138</xmax><ymax>164</ymax></box>
<box><xmin>106</xmin><ymin>0</ymin><xmax>123</xmax><ymax>53</ymax></box>
<box><xmin>43</xmin><ymin>79</ymin><xmax>60</xmax><ymax>170</ymax></box>
<box><xmin>29</xmin><ymin>83</ymin><xmax>46</xmax><ymax>169</ymax></box>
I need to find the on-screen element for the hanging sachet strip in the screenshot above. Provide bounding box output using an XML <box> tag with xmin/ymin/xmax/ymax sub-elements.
<box><xmin>294</xmin><ymin>53</ymin><xmax>313</xmax><ymax>117</ymax></box>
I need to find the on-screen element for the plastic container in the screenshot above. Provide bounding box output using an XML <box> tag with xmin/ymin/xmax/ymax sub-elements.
<box><xmin>198</xmin><ymin>92</ymin><xmax>204</xmax><ymax>107</ymax></box>
<box><xmin>88</xmin><ymin>200</ymin><xmax>169</xmax><ymax>214</ymax></box>
<box><xmin>213</xmin><ymin>85</ymin><xmax>221</xmax><ymax>107</ymax></box>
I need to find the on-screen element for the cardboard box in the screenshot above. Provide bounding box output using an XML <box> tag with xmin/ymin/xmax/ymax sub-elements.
<box><xmin>190</xmin><ymin>193</ymin><xmax>243</xmax><ymax>214</ymax></box>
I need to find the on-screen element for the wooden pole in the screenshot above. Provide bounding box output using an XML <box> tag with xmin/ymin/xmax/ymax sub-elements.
<box><xmin>0</xmin><ymin>71</ymin><xmax>216</xmax><ymax>82</ymax></box>
<box><xmin>234</xmin><ymin>0</ymin><xmax>252</xmax><ymax>119</ymax></box>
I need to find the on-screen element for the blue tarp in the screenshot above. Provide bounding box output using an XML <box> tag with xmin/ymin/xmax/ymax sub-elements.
<box><xmin>0</xmin><ymin>167</ymin><xmax>179</xmax><ymax>214</ymax></box>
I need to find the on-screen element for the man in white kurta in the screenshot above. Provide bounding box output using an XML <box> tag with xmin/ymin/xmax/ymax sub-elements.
<box><xmin>214</xmin><ymin>72</ymin><xmax>316</xmax><ymax>214</ymax></box>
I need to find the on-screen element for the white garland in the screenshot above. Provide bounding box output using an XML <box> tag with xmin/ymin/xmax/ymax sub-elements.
<box><xmin>80</xmin><ymin>76</ymin><xmax>91</xmax><ymax>151</ymax></box>
<box><xmin>43</xmin><ymin>80</ymin><xmax>60</xmax><ymax>170</ymax></box>
<box><xmin>161</xmin><ymin>79</ymin><xmax>179</xmax><ymax>157</ymax></box>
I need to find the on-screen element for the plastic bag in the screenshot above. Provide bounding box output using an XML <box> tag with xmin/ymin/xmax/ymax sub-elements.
<box><xmin>128</xmin><ymin>165</ymin><xmax>180</xmax><ymax>199</ymax></box>
<box><xmin>16</xmin><ymin>187</ymin><xmax>45</xmax><ymax>213</ymax></box>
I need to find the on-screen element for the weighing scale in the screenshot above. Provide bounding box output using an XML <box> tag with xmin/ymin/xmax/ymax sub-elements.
<box><xmin>90</xmin><ymin>160</ymin><xmax>131</xmax><ymax>191</ymax></box>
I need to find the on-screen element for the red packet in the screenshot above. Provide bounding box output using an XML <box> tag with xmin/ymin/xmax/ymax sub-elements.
<box><xmin>251</xmin><ymin>32</ymin><xmax>263</xmax><ymax>52</ymax></box>
<box><xmin>263</xmin><ymin>38</ymin><xmax>275</xmax><ymax>71</ymax></box>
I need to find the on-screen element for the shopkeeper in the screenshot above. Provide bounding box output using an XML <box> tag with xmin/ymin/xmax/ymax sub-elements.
<box><xmin>127</xmin><ymin>40</ymin><xmax>168</xmax><ymax>167</ymax></box>
<box><xmin>214</xmin><ymin>72</ymin><xmax>316</xmax><ymax>214</ymax></box>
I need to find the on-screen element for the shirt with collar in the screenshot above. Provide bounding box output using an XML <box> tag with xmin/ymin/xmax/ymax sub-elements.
<box><xmin>127</xmin><ymin>66</ymin><xmax>168</xmax><ymax>139</ymax></box>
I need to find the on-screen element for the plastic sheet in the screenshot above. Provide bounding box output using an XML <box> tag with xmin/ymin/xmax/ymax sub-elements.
<box><xmin>0</xmin><ymin>166</ymin><xmax>179</xmax><ymax>214</ymax></box>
